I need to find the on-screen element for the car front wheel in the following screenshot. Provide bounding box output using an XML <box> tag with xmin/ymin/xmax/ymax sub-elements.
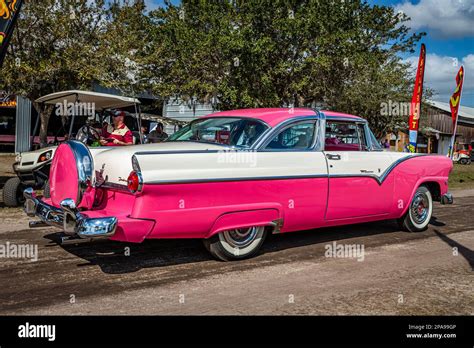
<box><xmin>398</xmin><ymin>185</ymin><xmax>433</xmax><ymax>232</ymax></box>
<box><xmin>203</xmin><ymin>226</ymin><xmax>267</xmax><ymax>261</ymax></box>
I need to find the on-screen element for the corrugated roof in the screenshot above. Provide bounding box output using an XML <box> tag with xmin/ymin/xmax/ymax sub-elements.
<box><xmin>427</xmin><ymin>100</ymin><xmax>474</xmax><ymax>119</ymax></box>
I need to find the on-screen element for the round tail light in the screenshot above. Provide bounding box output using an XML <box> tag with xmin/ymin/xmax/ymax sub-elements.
<box><xmin>127</xmin><ymin>171</ymin><xmax>142</xmax><ymax>193</ymax></box>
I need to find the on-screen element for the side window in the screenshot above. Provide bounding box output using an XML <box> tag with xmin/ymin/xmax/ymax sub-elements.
<box><xmin>264</xmin><ymin>121</ymin><xmax>316</xmax><ymax>150</ymax></box>
<box><xmin>324</xmin><ymin>121</ymin><xmax>368</xmax><ymax>151</ymax></box>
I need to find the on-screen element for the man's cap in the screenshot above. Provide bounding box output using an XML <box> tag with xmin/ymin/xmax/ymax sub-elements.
<box><xmin>113</xmin><ymin>110</ymin><xmax>126</xmax><ymax>117</ymax></box>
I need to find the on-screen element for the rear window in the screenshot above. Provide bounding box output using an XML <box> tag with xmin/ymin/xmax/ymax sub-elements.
<box><xmin>325</xmin><ymin>121</ymin><xmax>367</xmax><ymax>151</ymax></box>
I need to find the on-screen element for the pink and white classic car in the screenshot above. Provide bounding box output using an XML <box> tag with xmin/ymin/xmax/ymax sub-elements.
<box><xmin>24</xmin><ymin>108</ymin><xmax>453</xmax><ymax>261</ymax></box>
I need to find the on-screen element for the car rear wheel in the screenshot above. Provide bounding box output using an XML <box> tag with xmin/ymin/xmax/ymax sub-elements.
<box><xmin>2</xmin><ymin>177</ymin><xmax>25</xmax><ymax>207</ymax></box>
<box><xmin>203</xmin><ymin>226</ymin><xmax>267</xmax><ymax>261</ymax></box>
<box><xmin>398</xmin><ymin>185</ymin><xmax>433</xmax><ymax>232</ymax></box>
<box><xmin>460</xmin><ymin>158</ymin><xmax>468</xmax><ymax>165</ymax></box>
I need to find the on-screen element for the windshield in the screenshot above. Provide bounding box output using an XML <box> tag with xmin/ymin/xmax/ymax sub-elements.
<box><xmin>367</xmin><ymin>127</ymin><xmax>383</xmax><ymax>151</ymax></box>
<box><xmin>168</xmin><ymin>117</ymin><xmax>269</xmax><ymax>148</ymax></box>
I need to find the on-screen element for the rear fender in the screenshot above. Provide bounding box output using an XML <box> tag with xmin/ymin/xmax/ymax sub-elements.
<box><xmin>207</xmin><ymin>208</ymin><xmax>281</xmax><ymax>238</ymax></box>
<box><xmin>399</xmin><ymin>177</ymin><xmax>448</xmax><ymax>217</ymax></box>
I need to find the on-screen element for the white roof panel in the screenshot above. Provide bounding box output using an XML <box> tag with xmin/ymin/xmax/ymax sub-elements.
<box><xmin>35</xmin><ymin>90</ymin><xmax>140</xmax><ymax>110</ymax></box>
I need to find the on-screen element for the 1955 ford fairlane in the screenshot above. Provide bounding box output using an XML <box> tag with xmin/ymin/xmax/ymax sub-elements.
<box><xmin>23</xmin><ymin>108</ymin><xmax>453</xmax><ymax>261</ymax></box>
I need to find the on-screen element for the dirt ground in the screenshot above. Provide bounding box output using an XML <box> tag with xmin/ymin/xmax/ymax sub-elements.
<box><xmin>0</xmin><ymin>197</ymin><xmax>472</xmax><ymax>315</ymax></box>
<box><xmin>0</xmin><ymin>154</ymin><xmax>472</xmax><ymax>315</ymax></box>
<box><xmin>0</xmin><ymin>154</ymin><xmax>16</xmax><ymax>189</ymax></box>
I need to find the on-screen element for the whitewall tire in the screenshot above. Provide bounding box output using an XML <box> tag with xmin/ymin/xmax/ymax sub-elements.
<box><xmin>203</xmin><ymin>226</ymin><xmax>267</xmax><ymax>261</ymax></box>
<box><xmin>398</xmin><ymin>185</ymin><xmax>433</xmax><ymax>232</ymax></box>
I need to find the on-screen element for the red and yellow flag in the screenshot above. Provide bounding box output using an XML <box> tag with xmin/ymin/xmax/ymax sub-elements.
<box><xmin>448</xmin><ymin>65</ymin><xmax>465</xmax><ymax>158</ymax></box>
<box><xmin>407</xmin><ymin>43</ymin><xmax>426</xmax><ymax>153</ymax></box>
<box><xmin>449</xmin><ymin>66</ymin><xmax>464</xmax><ymax>130</ymax></box>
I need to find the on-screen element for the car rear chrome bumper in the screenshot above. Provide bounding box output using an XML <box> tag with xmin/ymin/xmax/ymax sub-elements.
<box><xmin>23</xmin><ymin>187</ymin><xmax>117</xmax><ymax>243</ymax></box>
<box><xmin>440</xmin><ymin>192</ymin><xmax>453</xmax><ymax>205</ymax></box>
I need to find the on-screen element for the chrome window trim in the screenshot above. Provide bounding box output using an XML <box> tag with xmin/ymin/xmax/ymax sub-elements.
<box><xmin>365</xmin><ymin>124</ymin><xmax>384</xmax><ymax>152</ymax></box>
<box><xmin>258</xmin><ymin>119</ymin><xmax>319</xmax><ymax>152</ymax></box>
<box><xmin>323</xmin><ymin>117</ymin><xmax>372</xmax><ymax>152</ymax></box>
<box><xmin>325</xmin><ymin>116</ymin><xmax>367</xmax><ymax>124</ymax></box>
<box><xmin>253</xmin><ymin>111</ymin><xmax>326</xmax><ymax>151</ymax></box>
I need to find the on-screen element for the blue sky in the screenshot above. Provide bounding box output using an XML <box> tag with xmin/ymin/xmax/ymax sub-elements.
<box><xmin>144</xmin><ymin>0</ymin><xmax>474</xmax><ymax>107</ymax></box>
<box><xmin>144</xmin><ymin>0</ymin><xmax>179</xmax><ymax>10</ymax></box>
<box><xmin>368</xmin><ymin>0</ymin><xmax>474</xmax><ymax>107</ymax></box>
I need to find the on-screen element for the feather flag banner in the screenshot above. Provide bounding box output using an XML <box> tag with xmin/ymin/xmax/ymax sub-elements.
<box><xmin>448</xmin><ymin>66</ymin><xmax>465</xmax><ymax>158</ymax></box>
<box><xmin>407</xmin><ymin>44</ymin><xmax>426</xmax><ymax>153</ymax></box>
<box><xmin>0</xmin><ymin>0</ymin><xmax>23</xmax><ymax>68</ymax></box>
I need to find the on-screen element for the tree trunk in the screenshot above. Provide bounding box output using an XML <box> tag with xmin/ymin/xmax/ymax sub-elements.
<box><xmin>32</xmin><ymin>103</ymin><xmax>54</xmax><ymax>148</ymax></box>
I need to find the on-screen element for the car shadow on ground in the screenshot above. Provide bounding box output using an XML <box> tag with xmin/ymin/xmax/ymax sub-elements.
<box><xmin>434</xmin><ymin>229</ymin><xmax>473</xmax><ymax>271</ymax></box>
<box><xmin>43</xmin><ymin>218</ymin><xmax>431</xmax><ymax>274</ymax></box>
<box><xmin>43</xmin><ymin>233</ymin><xmax>212</xmax><ymax>274</ymax></box>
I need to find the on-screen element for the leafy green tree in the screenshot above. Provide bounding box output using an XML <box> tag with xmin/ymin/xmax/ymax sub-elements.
<box><xmin>1</xmin><ymin>0</ymin><xmax>428</xmax><ymax>143</ymax></box>
<box><xmin>0</xmin><ymin>0</ymin><xmax>146</xmax><ymax>146</ymax></box>
<box><xmin>102</xmin><ymin>0</ymin><xmax>153</xmax><ymax>95</ymax></box>
<box><xmin>144</xmin><ymin>0</ymin><xmax>425</xmax><ymax>137</ymax></box>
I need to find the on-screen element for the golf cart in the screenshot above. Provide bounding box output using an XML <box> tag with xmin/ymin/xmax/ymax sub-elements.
<box><xmin>453</xmin><ymin>143</ymin><xmax>472</xmax><ymax>165</ymax></box>
<box><xmin>3</xmin><ymin>90</ymin><xmax>143</xmax><ymax>207</ymax></box>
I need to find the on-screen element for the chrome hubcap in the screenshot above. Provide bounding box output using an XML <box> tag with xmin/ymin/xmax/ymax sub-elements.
<box><xmin>410</xmin><ymin>192</ymin><xmax>430</xmax><ymax>225</ymax></box>
<box><xmin>222</xmin><ymin>227</ymin><xmax>259</xmax><ymax>248</ymax></box>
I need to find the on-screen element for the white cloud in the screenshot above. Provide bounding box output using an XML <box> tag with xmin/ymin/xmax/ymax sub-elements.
<box><xmin>395</xmin><ymin>0</ymin><xmax>474</xmax><ymax>38</ymax></box>
<box><xmin>406</xmin><ymin>53</ymin><xmax>474</xmax><ymax>105</ymax></box>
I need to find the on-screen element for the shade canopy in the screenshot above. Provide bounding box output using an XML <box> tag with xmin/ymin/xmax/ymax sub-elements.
<box><xmin>35</xmin><ymin>90</ymin><xmax>140</xmax><ymax>111</ymax></box>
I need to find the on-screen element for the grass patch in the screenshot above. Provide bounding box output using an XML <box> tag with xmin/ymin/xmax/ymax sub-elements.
<box><xmin>449</xmin><ymin>163</ymin><xmax>474</xmax><ymax>189</ymax></box>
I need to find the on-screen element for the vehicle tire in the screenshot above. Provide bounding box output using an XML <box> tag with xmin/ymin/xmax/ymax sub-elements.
<box><xmin>203</xmin><ymin>226</ymin><xmax>267</xmax><ymax>261</ymax></box>
<box><xmin>2</xmin><ymin>177</ymin><xmax>24</xmax><ymax>207</ymax></box>
<box><xmin>460</xmin><ymin>158</ymin><xmax>468</xmax><ymax>165</ymax></box>
<box><xmin>398</xmin><ymin>185</ymin><xmax>433</xmax><ymax>232</ymax></box>
<box><xmin>43</xmin><ymin>180</ymin><xmax>51</xmax><ymax>198</ymax></box>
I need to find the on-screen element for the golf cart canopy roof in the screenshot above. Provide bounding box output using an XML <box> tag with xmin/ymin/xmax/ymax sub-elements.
<box><xmin>35</xmin><ymin>90</ymin><xmax>140</xmax><ymax>111</ymax></box>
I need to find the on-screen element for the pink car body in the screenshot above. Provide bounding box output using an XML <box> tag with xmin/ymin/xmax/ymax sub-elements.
<box><xmin>24</xmin><ymin>108</ymin><xmax>453</xmax><ymax>260</ymax></box>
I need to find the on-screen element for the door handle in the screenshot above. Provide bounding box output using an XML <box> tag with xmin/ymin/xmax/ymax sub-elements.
<box><xmin>360</xmin><ymin>169</ymin><xmax>374</xmax><ymax>173</ymax></box>
<box><xmin>326</xmin><ymin>154</ymin><xmax>341</xmax><ymax>160</ymax></box>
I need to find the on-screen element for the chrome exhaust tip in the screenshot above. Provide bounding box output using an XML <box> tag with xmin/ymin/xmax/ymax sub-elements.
<box><xmin>440</xmin><ymin>193</ymin><xmax>453</xmax><ymax>205</ymax></box>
